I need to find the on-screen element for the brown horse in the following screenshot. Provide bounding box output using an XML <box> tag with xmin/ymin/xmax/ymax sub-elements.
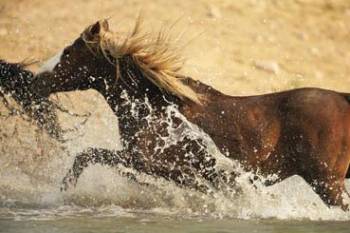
<box><xmin>32</xmin><ymin>20</ymin><xmax>350</xmax><ymax>210</ymax></box>
<box><xmin>0</xmin><ymin>60</ymin><xmax>63</xmax><ymax>139</ymax></box>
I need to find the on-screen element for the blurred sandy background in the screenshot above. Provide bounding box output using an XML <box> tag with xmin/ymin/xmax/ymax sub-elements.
<box><xmin>1</xmin><ymin>0</ymin><xmax>350</xmax><ymax>94</ymax></box>
<box><xmin>1</xmin><ymin>0</ymin><xmax>350</xmax><ymax>174</ymax></box>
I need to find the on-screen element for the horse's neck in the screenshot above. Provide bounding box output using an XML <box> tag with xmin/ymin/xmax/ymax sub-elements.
<box><xmin>179</xmin><ymin>76</ymin><xmax>225</xmax><ymax>98</ymax></box>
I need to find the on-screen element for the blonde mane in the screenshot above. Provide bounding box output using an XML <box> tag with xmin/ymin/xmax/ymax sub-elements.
<box><xmin>82</xmin><ymin>19</ymin><xmax>202</xmax><ymax>104</ymax></box>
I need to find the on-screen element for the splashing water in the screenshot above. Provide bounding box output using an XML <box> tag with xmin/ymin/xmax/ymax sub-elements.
<box><xmin>1</xmin><ymin>92</ymin><xmax>350</xmax><ymax>222</ymax></box>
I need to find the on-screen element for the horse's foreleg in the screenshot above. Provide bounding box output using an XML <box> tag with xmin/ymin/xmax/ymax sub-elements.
<box><xmin>61</xmin><ymin>148</ymin><xmax>132</xmax><ymax>191</ymax></box>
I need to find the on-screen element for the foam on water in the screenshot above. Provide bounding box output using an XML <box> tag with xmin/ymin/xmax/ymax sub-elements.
<box><xmin>1</xmin><ymin>93</ymin><xmax>350</xmax><ymax>222</ymax></box>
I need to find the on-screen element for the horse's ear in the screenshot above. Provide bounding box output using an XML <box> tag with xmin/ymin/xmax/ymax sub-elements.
<box><xmin>90</xmin><ymin>21</ymin><xmax>101</xmax><ymax>35</ymax></box>
<box><xmin>101</xmin><ymin>19</ymin><xmax>109</xmax><ymax>31</ymax></box>
<box><xmin>89</xmin><ymin>20</ymin><xmax>109</xmax><ymax>36</ymax></box>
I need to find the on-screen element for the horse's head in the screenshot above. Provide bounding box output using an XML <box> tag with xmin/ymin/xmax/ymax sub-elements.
<box><xmin>35</xmin><ymin>20</ymin><xmax>117</xmax><ymax>97</ymax></box>
<box><xmin>35</xmin><ymin>19</ymin><xmax>202</xmax><ymax>104</ymax></box>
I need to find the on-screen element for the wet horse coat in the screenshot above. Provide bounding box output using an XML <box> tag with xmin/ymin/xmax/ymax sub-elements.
<box><xmin>0</xmin><ymin>60</ymin><xmax>62</xmax><ymax>139</ymax></box>
<box><xmin>32</xmin><ymin>20</ymin><xmax>350</xmax><ymax>210</ymax></box>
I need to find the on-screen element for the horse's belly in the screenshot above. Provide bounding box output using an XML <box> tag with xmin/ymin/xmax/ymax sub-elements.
<box><xmin>225</xmin><ymin>119</ymin><xmax>281</xmax><ymax>167</ymax></box>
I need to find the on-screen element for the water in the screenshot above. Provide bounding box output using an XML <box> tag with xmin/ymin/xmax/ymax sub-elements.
<box><xmin>2</xmin><ymin>216</ymin><xmax>350</xmax><ymax>233</ymax></box>
<box><xmin>1</xmin><ymin>93</ymin><xmax>350</xmax><ymax>232</ymax></box>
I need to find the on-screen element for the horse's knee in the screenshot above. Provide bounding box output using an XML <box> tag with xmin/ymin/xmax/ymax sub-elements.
<box><xmin>74</xmin><ymin>149</ymin><xmax>93</xmax><ymax>165</ymax></box>
<box><xmin>71</xmin><ymin>148</ymin><xmax>100</xmax><ymax>172</ymax></box>
<box><xmin>83</xmin><ymin>147</ymin><xmax>101</xmax><ymax>158</ymax></box>
<box><xmin>77</xmin><ymin>148</ymin><xmax>108</xmax><ymax>163</ymax></box>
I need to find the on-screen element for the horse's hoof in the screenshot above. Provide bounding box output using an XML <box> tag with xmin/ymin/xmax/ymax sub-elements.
<box><xmin>341</xmin><ymin>203</ymin><xmax>349</xmax><ymax>212</ymax></box>
<box><xmin>60</xmin><ymin>180</ymin><xmax>70</xmax><ymax>192</ymax></box>
<box><xmin>60</xmin><ymin>185</ymin><xmax>66</xmax><ymax>192</ymax></box>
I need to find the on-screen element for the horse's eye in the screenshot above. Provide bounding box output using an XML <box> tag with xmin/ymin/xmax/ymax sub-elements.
<box><xmin>75</xmin><ymin>39</ymin><xmax>85</xmax><ymax>47</ymax></box>
<box><xmin>63</xmin><ymin>49</ymin><xmax>70</xmax><ymax>56</ymax></box>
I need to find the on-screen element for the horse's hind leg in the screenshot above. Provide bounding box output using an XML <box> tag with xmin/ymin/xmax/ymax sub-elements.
<box><xmin>305</xmin><ymin>175</ymin><xmax>349</xmax><ymax>211</ymax></box>
<box><xmin>61</xmin><ymin>147</ymin><xmax>134</xmax><ymax>191</ymax></box>
<box><xmin>306</xmin><ymin>140</ymin><xmax>350</xmax><ymax>211</ymax></box>
<box><xmin>301</xmin><ymin>152</ymin><xmax>349</xmax><ymax>210</ymax></box>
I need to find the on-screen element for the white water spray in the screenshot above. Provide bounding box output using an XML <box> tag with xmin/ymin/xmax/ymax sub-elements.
<box><xmin>0</xmin><ymin>91</ymin><xmax>350</xmax><ymax>221</ymax></box>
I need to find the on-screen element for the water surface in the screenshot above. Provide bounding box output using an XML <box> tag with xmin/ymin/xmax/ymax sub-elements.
<box><xmin>1</xmin><ymin>214</ymin><xmax>350</xmax><ymax>233</ymax></box>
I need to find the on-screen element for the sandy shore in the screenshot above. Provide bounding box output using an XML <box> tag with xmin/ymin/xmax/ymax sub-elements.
<box><xmin>1</xmin><ymin>0</ymin><xmax>349</xmax><ymax>95</ymax></box>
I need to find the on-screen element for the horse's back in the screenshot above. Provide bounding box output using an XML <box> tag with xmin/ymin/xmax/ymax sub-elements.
<box><xmin>279</xmin><ymin>88</ymin><xmax>350</xmax><ymax>138</ymax></box>
<box><xmin>282</xmin><ymin>88</ymin><xmax>348</xmax><ymax>110</ymax></box>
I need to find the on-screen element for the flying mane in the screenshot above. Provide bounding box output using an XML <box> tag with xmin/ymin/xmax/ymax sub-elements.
<box><xmin>81</xmin><ymin>19</ymin><xmax>203</xmax><ymax>104</ymax></box>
